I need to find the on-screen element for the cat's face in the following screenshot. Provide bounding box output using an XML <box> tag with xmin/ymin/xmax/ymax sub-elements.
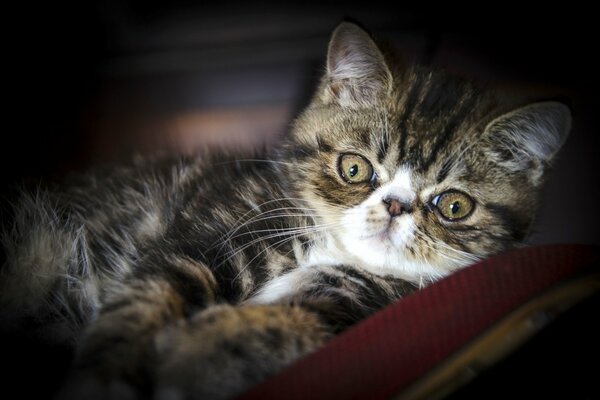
<box><xmin>284</xmin><ymin>23</ymin><xmax>571</xmax><ymax>282</ymax></box>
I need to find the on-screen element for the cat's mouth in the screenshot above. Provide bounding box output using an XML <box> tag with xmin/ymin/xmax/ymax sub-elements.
<box><xmin>341</xmin><ymin>203</ymin><xmax>415</xmax><ymax>252</ymax></box>
<box><xmin>374</xmin><ymin>218</ymin><xmax>394</xmax><ymax>239</ymax></box>
<box><xmin>362</xmin><ymin>218</ymin><xmax>409</xmax><ymax>248</ymax></box>
<box><xmin>370</xmin><ymin>216</ymin><xmax>413</xmax><ymax>248</ymax></box>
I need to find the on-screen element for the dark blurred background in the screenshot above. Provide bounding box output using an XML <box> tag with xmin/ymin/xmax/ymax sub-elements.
<box><xmin>1</xmin><ymin>3</ymin><xmax>599</xmax><ymax>398</ymax></box>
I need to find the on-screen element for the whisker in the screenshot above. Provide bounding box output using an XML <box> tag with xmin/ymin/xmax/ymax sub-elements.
<box><xmin>211</xmin><ymin>198</ymin><xmax>348</xmax><ymax>252</ymax></box>
<box><xmin>233</xmin><ymin>235</ymin><xmax>299</xmax><ymax>281</ymax></box>
<box><xmin>233</xmin><ymin>222</ymin><xmax>347</xmax><ymax>282</ymax></box>
<box><xmin>224</xmin><ymin>220</ymin><xmax>339</xmax><ymax>243</ymax></box>
<box><xmin>213</xmin><ymin>223</ymin><xmax>345</xmax><ymax>271</ymax></box>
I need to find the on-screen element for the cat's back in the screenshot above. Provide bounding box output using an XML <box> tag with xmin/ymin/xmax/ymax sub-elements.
<box><xmin>0</xmin><ymin>153</ymin><xmax>285</xmax><ymax>344</ymax></box>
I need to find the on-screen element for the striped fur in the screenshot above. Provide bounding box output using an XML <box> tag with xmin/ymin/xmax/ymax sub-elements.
<box><xmin>0</xmin><ymin>22</ymin><xmax>570</xmax><ymax>399</ymax></box>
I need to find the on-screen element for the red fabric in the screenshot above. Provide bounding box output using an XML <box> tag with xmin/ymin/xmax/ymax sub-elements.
<box><xmin>237</xmin><ymin>244</ymin><xmax>598</xmax><ymax>400</ymax></box>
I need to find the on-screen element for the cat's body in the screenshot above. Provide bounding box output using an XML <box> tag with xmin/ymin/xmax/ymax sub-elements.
<box><xmin>0</xmin><ymin>23</ymin><xmax>571</xmax><ymax>399</ymax></box>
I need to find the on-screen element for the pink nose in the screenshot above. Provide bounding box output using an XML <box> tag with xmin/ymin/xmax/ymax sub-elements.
<box><xmin>383</xmin><ymin>198</ymin><xmax>412</xmax><ymax>217</ymax></box>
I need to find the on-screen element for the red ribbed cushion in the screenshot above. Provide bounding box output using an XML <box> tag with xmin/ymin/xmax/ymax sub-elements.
<box><xmin>237</xmin><ymin>244</ymin><xmax>598</xmax><ymax>400</ymax></box>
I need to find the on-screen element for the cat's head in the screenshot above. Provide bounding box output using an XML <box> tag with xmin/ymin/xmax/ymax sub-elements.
<box><xmin>283</xmin><ymin>22</ymin><xmax>571</xmax><ymax>282</ymax></box>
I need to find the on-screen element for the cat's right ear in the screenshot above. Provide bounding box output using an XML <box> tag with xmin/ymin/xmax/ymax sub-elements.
<box><xmin>319</xmin><ymin>22</ymin><xmax>393</xmax><ymax>108</ymax></box>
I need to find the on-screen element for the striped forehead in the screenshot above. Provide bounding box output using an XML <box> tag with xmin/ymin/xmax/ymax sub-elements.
<box><xmin>392</xmin><ymin>70</ymin><xmax>480</xmax><ymax>173</ymax></box>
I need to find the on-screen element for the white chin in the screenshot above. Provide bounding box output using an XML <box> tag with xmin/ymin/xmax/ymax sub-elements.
<box><xmin>344</xmin><ymin>235</ymin><xmax>397</xmax><ymax>265</ymax></box>
<box><xmin>336</xmin><ymin>217</ymin><xmax>437</xmax><ymax>280</ymax></box>
<box><xmin>341</xmin><ymin>223</ymin><xmax>413</xmax><ymax>269</ymax></box>
<box><xmin>339</xmin><ymin>235</ymin><xmax>446</xmax><ymax>283</ymax></box>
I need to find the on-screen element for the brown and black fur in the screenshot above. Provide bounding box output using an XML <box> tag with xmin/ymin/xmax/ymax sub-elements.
<box><xmin>0</xmin><ymin>22</ymin><xmax>570</xmax><ymax>399</ymax></box>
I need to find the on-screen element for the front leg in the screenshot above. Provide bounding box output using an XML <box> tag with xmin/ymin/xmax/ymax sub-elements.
<box><xmin>250</xmin><ymin>264</ymin><xmax>417</xmax><ymax>331</ymax></box>
<box><xmin>155</xmin><ymin>264</ymin><xmax>416</xmax><ymax>400</ymax></box>
<box><xmin>64</xmin><ymin>253</ymin><xmax>219</xmax><ymax>396</ymax></box>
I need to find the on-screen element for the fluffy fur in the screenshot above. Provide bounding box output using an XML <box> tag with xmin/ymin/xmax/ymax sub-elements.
<box><xmin>0</xmin><ymin>22</ymin><xmax>571</xmax><ymax>399</ymax></box>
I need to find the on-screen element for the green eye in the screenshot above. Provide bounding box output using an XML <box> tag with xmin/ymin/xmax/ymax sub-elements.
<box><xmin>338</xmin><ymin>154</ymin><xmax>373</xmax><ymax>184</ymax></box>
<box><xmin>431</xmin><ymin>190</ymin><xmax>475</xmax><ymax>221</ymax></box>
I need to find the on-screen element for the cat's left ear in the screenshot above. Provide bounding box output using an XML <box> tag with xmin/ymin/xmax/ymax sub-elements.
<box><xmin>484</xmin><ymin>101</ymin><xmax>572</xmax><ymax>184</ymax></box>
<box><xmin>320</xmin><ymin>22</ymin><xmax>393</xmax><ymax>107</ymax></box>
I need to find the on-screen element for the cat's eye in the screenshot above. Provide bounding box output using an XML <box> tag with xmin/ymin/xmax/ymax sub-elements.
<box><xmin>431</xmin><ymin>190</ymin><xmax>474</xmax><ymax>221</ymax></box>
<box><xmin>338</xmin><ymin>154</ymin><xmax>374</xmax><ymax>184</ymax></box>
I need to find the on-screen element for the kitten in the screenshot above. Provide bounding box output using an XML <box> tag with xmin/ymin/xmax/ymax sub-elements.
<box><xmin>0</xmin><ymin>22</ymin><xmax>570</xmax><ymax>399</ymax></box>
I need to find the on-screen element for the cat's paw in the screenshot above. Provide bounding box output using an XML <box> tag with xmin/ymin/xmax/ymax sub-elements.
<box><xmin>70</xmin><ymin>304</ymin><xmax>160</xmax><ymax>395</ymax></box>
<box><xmin>154</xmin><ymin>304</ymin><xmax>329</xmax><ymax>400</ymax></box>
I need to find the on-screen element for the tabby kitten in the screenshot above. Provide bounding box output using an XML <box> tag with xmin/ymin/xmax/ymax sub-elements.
<box><xmin>0</xmin><ymin>22</ymin><xmax>570</xmax><ymax>399</ymax></box>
